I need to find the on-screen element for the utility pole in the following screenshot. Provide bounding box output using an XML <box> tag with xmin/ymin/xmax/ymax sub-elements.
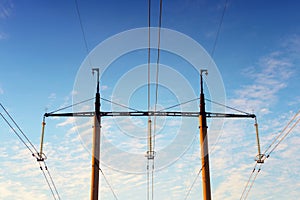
<box><xmin>42</xmin><ymin>69</ymin><xmax>260</xmax><ymax>200</ymax></box>
<box><xmin>199</xmin><ymin>69</ymin><xmax>212</xmax><ymax>200</ymax></box>
<box><xmin>91</xmin><ymin>68</ymin><xmax>100</xmax><ymax>200</ymax></box>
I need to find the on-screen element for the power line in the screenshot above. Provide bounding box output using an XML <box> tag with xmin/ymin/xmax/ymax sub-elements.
<box><xmin>210</xmin><ymin>0</ymin><xmax>228</xmax><ymax>57</ymax></box>
<box><xmin>43</xmin><ymin>161</ymin><xmax>61</xmax><ymax>200</ymax></box>
<box><xmin>153</xmin><ymin>0</ymin><xmax>163</xmax><ymax>151</ymax></box>
<box><xmin>146</xmin><ymin>0</ymin><xmax>151</xmax><ymax>198</ymax></box>
<box><xmin>0</xmin><ymin>113</ymin><xmax>35</xmax><ymax>156</ymax></box>
<box><xmin>0</xmin><ymin>103</ymin><xmax>39</xmax><ymax>154</ymax></box>
<box><xmin>158</xmin><ymin>98</ymin><xmax>200</xmax><ymax>112</ymax></box>
<box><xmin>100</xmin><ymin>97</ymin><xmax>140</xmax><ymax>111</ymax></box>
<box><xmin>39</xmin><ymin>162</ymin><xmax>57</xmax><ymax>200</ymax></box>
<box><xmin>183</xmin><ymin>164</ymin><xmax>205</xmax><ymax>200</ymax></box>
<box><xmin>205</xmin><ymin>98</ymin><xmax>252</xmax><ymax>115</ymax></box>
<box><xmin>47</xmin><ymin>97</ymin><xmax>95</xmax><ymax>114</ymax></box>
<box><xmin>239</xmin><ymin>163</ymin><xmax>257</xmax><ymax>200</ymax></box>
<box><xmin>151</xmin><ymin>1</ymin><xmax>163</xmax><ymax>200</ymax></box>
<box><xmin>267</xmin><ymin>117</ymin><xmax>300</xmax><ymax>157</ymax></box>
<box><xmin>243</xmin><ymin>164</ymin><xmax>262</xmax><ymax>200</ymax></box>
<box><xmin>74</xmin><ymin>0</ymin><xmax>93</xmax><ymax>67</ymax></box>
<box><xmin>0</xmin><ymin>104</ymin><xmax>61</xmax><ymax>199</ymax></box>
<box><xmin>263</xmin><ymin>110</ymin><xmax>300</xmax><ymax>157</ymax></box>
<box><xmin>99</xmin><ymin>168</ymin><xmax>119</xmax><ymax>200</ymax></box>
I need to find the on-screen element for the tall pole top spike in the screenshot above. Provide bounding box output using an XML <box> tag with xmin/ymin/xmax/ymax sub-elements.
<box><xmin>200</xmin><ymin>69</ymin><xmax>208</xmax><ymax>95</ymax></box>
<box><xmin>92</xmin><ymin>68</ymin><xmax>100</xmax><ymax>93</ymax></box>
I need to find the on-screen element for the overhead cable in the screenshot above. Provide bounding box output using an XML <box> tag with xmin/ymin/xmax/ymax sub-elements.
<box><xmin>39</xmin><ymin>162</ymin><xmax>57</xmax><ymax>200</ymax></box>
<box><xmin>100</xmin><ymin>168</ymin><xmax>119</xmax><ymax>200</ymax></box>
<box><xmin>0</xmin><ymin>103</ymin><xmax>39</xmax><ymax>154</ymax></box>
<box><xmin>211</xmin><ymin>0</ymin><xmax>228</xmax><ymax>57</ymax></box>
<box><xmin>239</xmin><ymin>163</ymin><xmax>257</xmax><ymax>200</ymax></box>
<box><xmin>243</xmin><ymin>164</ymin><xmax>262</xmax><ymax>200</ymax></box>
<box><xmin>183</xmin><ymin>164</ymin><xmax>205</xmax><ymax>200</ymax></box>
<box><xmin>147</xmin><ymin>0</ymin><xmax>152</xmax><ymax>199</ymax></box>
<box><xmin>43</xmin><ymin>161</ymin><xmax>61</xmax><ymax>200</ymax></box>
<box><xmin>263</xmin><ymin>110</ymin><xmax>300</xmax><ymax>157</ymax></box>
<box><xmin>47</xmin><ymin>97</ymin><xmax>95</xmax><ymax>115</ymax></box>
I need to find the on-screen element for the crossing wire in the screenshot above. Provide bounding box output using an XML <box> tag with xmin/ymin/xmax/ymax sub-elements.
<box><xmin>183</xmin><ymin>163</ymin><xmax>205</xmax><ymax>200</ymax></box>
<box><xmin>210</xmin><ymin>0</ymin><xmax>228</xmax><ymax>57</ymax></box>
<box><xmin>39</xmin><ymin>162</ymin><xmax>57</xmax><ymax>200</ymax></box>
<box><xmin>158</xmin><ymin>97</ymin><xmax>200</xmax><ymax>112</ymax></box>
<box><xmin>151</xmin><ymin>1</ymin><xmax>163</xmax><ymax>200</ymax></box>
<box><xmin>147</xmin><ymin>0</ymin><xmax>151</xmax><ymax>199</ymax></box>
<box><xmin>239</xmin><ymin>163</ymin><xmax>257</xmax><ymax>200</ymax></box>
<box><xmin>47</xmin><ymin>97</ymin><xmax>95</xmax><ymax>114</ymax></box>
<box><xmin>101</xmin><ymin>97</ymin><xmax>140</xmax><ymax>111</ymax></box>
<box><xmin>74</xmin><ymin>0</ymin><xmax>93</xmax><ymax>68</ymax></box>
<box><xmin>243</xmin><ymin>164</ymin><xmax>262</xmax><ymax>200</ymax></box>
<box><xmin>240</xmin><ymin>111</ymin><xmax>299</xmax><ymax>199</ymax></box>
<box><xmin>205</xmin><ymin>98</ymin><xmax>253</xmax><ymax>115</ymax></box>
<box><xmin>0</xmin><ymin>103</ymin><xmax>39</xmax><ymax>154</ymax></box>
<box><xmin>0</xmin><ymin>112</ymin><xmax>35</xmax><ymax>156</ymax></box>
<box><xmin>43</xmin><ymin>161</ymin><xmax>61</xmax><ymax>200</ymax></box>
<box><xmin>99</xmin><ymin>168</ymin><xmax>119</xmax><ymax>200</ymax></box>
<box><xmin>263</xmin><ymin>110</ymin><xmax>300</xmax><ymax>157</ymax></box>
<box><xmin>0</xmin><ymin>104</ymin><xmax>60</xmax><ymax>200</ymax></box>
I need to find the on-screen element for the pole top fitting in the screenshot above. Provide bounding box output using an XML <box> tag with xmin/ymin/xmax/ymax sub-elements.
<box><xmin>92</xmin><ymin>68</ymin><xmax>100</xmax><ymax>81</ymax></box>
<box><xmin>92</xmin><ymin>68</ymin><xmax>100</xmax><ymax>93</ymax></box>
<box><xmin>200</xmin><ymin>69</ymin><xmax>208</xmax><ymax>76</ymax></box>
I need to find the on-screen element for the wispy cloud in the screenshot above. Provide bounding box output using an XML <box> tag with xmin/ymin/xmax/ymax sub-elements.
<box><xmin>0</xmin><ymin>31</ymin><xmax>7</xmax><ymax>40</ymax></box>
<box><xmin>0</xmin><ymin>0</ymin><xmax>14</xmax><ymax>19</ymax></box>
<box><xmin>232</xmin><ymin>51</ymin><xmax>294</xmax><ymax>114</ymax></box>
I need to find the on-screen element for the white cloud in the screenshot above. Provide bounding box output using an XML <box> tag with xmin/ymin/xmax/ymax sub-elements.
<box><xmin>48</xmin><ymin>92</ymin><xmax>56</xmax><ymax>100</ymax></box>
<box><xmin>56</xmin><ymin>117</ymin><xmax>75</xmax><ymax>127</ymax></box>
<box><xmin>233</xmin><ymin>52</ymin><xmax>293</xmax><ymax>114</ymax></box>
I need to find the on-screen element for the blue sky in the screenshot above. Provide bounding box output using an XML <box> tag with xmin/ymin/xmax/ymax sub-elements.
<box><xmin>1</xmin><ymin>0</ymin><xmax>300</xmax><ymax>199</ymax></box>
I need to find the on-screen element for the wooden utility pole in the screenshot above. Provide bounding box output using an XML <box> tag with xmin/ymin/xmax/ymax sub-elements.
<box><xmin>91</xmin><ymin>68</ymin><xmax>101</xmax><ymax>200</ymax></box>
<box><xmin>199</xmin><ymin>70</ymin><xmax>212</xmax><ymax>200</ymax></box>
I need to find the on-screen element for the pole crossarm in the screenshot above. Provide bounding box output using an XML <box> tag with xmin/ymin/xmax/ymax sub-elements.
<box><xmin>44</xmin><ymin>111</ymin><xmax>255</xmax><ymax>118</ymax></box>
<box><xmin>206</xmin><ymin>112</ymin><xmax>256</xmax><ymax>118</ymax></box>
<box><xmin>44</xmin><ymin>112</ymin><xmax>95</xmax><ymax>117</ymax></box>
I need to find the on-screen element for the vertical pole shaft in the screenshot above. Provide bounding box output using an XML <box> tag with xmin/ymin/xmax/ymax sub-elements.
<box><xmin>199</xmin><ymin>71</ymin><xmax>212</xmax><ymax>200</ymax></box>
<box><xmin>91</xmin><ymin>70</ymin><xmax>101</xmax><ymax>200</ymax></box>
<box><xmin>254</xmin><ymin>118</ymin><xmax>262</xmax><ymax>161</ymax></box>
<box><xmin>38</xmin><ymin>116</ymin><xmax>46</xmax><ymax>161</ymax></box>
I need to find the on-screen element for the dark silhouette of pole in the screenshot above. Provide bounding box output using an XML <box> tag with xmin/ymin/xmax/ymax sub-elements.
<box><xmin>199</xmin><ymin>70</ymin><xmax>212</xmax><ymax>200</ymax></box>
<box><xmin>91</xmin><ymin>68</ymin><xmax>100</xmax><ymax>200</ymax></box>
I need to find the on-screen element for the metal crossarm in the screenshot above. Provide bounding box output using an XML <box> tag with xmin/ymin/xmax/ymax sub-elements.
<box><xmin>45</xmin><ymin>111</ymin><xmax>255</xmax><ymax>118</ymax></box>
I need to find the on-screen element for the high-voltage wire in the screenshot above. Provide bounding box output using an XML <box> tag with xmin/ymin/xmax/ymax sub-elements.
<box><xmin>74</xmin><ymin>0</ymin><xmax>93</xmax><ymax>68</ymax></box>
<box><xmin>205</xmin><ymin>98</ymin><xmax>252</xmax><ymax>115</ymax></box>
<box><xmin>39</xmin><ymin>162</ymin><xmax>57</xmax><ymax>200</ymax></box>
<box><xmin>263</xmin><ymin>110</ymin><xmax>300</xmax><ymax>158</ymax></box>
<box><xmin>240</xmin><ymin>110</ymin><xmax>299</xmax><ymax>199</ymax></box>
<box><xmin>147</xmin><ymin>1</ymin><xmax>152</xmax><ymax>199</ymax></box>
<box><xmin>47</xmin><ymin>97</ymin><xmax>95</xmax><ymax>115</ymax></box>
<box><xmin>151</xmin><ymin>1</ymin><xmax>163</xmax><ymax>200</ymax></box>
<box><xmin>0</xmin><ymin>103</ymin><xmax>61</xmax><ymax>200</ymax></box>
<box><xmin>239</xmin><ymin>163</ymin><xmax>258</xmax><ymax>200</ymax></box>
<box><xmin>0</xmin><ymin>112</ymin><xmax>35</xmax><ymax>155</ymax></box>
<box><xmin>243</xmin><ymin>164</ymin><xmax>262</xmax><ymax>200</ymax></box>
<box><xmin>100</xmin><ymin>168</ymin><xmax>119</xmax><ymax>200</ymax></box>
<box><xmin>159</xmin><ymin>98</ymin><xmax>200</xmax><ymax>112</ymax></box>
<box><xmin>0</xmin><ymin>103</ymin><xmax>38</xmax><ymax>154</ymax></box>
<box><xmin>183</xmin><ymin>164</ymin><xmax>205</xmax><ymax>200</ymax></box>
<box><xmin>43</xmin><ymin>161</ymin><xmax>61</xmax><ymax>200</ymax></box>
<box><xmin>210</xmin><ymin>0</ymin><xmax>228</xmax><ymax>57</ymax></box>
